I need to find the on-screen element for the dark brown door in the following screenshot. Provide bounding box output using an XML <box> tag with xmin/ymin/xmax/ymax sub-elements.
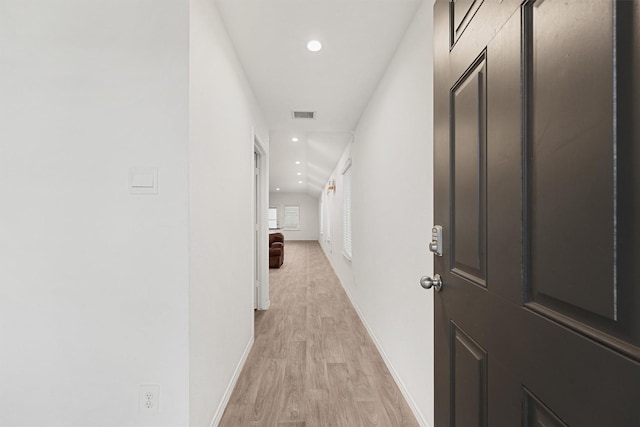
<box><xmin>433</xmin><ymin>1</ymin><xmax>640</xmax><ymax>425</ymax></box>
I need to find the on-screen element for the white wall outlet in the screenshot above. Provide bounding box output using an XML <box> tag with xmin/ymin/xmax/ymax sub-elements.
<box><xmin>139</xmin><ymin>384</ymin><xmax>159</xmax><ymax>415</ymax></box>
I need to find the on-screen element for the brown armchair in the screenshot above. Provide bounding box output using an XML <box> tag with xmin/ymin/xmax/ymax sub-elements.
<box><xmin>269</xmin><ymin>233</ymin><xmax>284</xmax><ymax>268</ymax></box>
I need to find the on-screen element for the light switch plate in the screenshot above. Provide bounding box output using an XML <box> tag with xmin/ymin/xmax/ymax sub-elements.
<box><xmin>129</xmin><ymin>167</ymin><xmax>158</xmax><ymax>195</ymax></box>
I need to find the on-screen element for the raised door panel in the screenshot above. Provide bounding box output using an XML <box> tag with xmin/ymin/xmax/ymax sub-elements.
<box><xmin>450</xmin><ymin>0</ymin><xmax>484</xmax><ymax>46</ymax></box>
<box><xmin>451</xmin><ymin>53</ymin><xmax>487</xmax><ymax>287</ymax></box>
<box><xmin>617</xmin><ymin>0</ymin><xmax>640</xmax><ymax>351</ymax></box>
<box><xmin>523</xmin><ymin>388</ymin><xmax>568</xmax><ymax>427</ymax></box>
<box><xmin>452</xmin><ymin>323</ymin><xmax>487</xmax><ymax>427</ymax></box>
<box><xmin>524</xmin><ymin>0</ymin><xmax>640</xmax><ymax>358</ymax></box>
<box><xmin>526</xmin><ymin>0</ymin><xmax>615</xmax><ymax>319</ymax></box>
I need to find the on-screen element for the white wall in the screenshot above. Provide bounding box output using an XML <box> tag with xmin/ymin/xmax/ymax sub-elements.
<box><xmin>268</xmin><ymin>192</ymin><xmax>319</xmax><ymax>241</ymax></box>
<box><xmin>0</xmin><ymin>1</ymin><xmax>190</xmax><ymax>426</ymax></box>
<box><xmin>189</xmin><ymin>0</ymin><xmax>268</xmax><ymax>426</ymax></box>
<box><xmin>319</xmin><ymin>1</ymin><xmax>435</xmax><ymax>426</ymax></box>
<box><xmin>319</xmin><ymin>147</ymin><xmax>353</xmax><ymax>275</ymax></box>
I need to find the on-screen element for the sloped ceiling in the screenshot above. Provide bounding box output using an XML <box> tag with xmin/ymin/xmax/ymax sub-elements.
<box><xmin>216</xmin><ymin>0</ymin><xmax>422</xmax><ymax>197</ymax></box>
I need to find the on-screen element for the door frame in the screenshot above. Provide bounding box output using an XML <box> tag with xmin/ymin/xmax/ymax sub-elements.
<box><xmin>253</xmin><ymin>131</ymin><xmax>270</xmax><ymax>310</ymax></box>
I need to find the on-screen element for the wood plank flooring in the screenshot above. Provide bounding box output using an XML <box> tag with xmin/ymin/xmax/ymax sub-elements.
<box><xmin>219</xmin><ymin>241</ymin><xmax>419</xmax><ymax>427</ymax></box>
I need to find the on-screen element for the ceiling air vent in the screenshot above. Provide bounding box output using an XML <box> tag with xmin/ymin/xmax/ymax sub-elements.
<box><xmin>292</xmin><ymin>111</ymin><xmax>316</xmax><ymax>119</ymax></box>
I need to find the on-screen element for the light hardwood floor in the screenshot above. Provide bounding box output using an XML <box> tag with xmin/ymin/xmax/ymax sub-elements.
<box><xmin>219</xmin><ymin>241</ymin><xmax>419</xmax><ymax>427</ymax></box>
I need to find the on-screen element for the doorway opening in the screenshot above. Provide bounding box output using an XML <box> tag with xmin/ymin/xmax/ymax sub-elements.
<box><xmin>253</xmin><ymin>135</ymin><xmax>269</xmax><ymax>310</ymax></box>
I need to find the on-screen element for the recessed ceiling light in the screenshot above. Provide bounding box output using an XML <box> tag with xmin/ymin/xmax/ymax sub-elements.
<box><xmin>295</xmin><ymin>161</ymin><xmax>301</xmax><ymax>165</ymax></box>
<box><xmin>298</xmin><ymin>180</ymin><xmax>303</xmax><ymax>184</ymax></box>
<box><xmin>276</xmin><ymin>188</ymin><xmax>280</xmax><ymax>191</ymax></box>
<box><xmin>291</xmin><ymin>137</ymin><xmax>299</xmax><ymax>142</ymax></box>
<box><xmin>297</xmin><ymin>172</ymin><xmax>302</xmax><ymax>176</ymax></box>
<box><xmin>307</xmin><ymin>40</ymin><xmax>322</xmax><ymax>52</ymax></box>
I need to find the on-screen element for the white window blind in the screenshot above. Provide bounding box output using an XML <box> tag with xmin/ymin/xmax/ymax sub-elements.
<box><xmin>268</xmin><ymin>207</ymin><xmax>278</xmax><ymax>229</ymax></box>
<box><xmin>324</xmin><ymin>194</ymin><xmax>331</xmax><ymax>242</ymax></box>
<box><xmin>283</xmin><ymin>205</ymin><xmax>300</xmax><ymax>230</ymax></box>
<box><xmin>343</xmin><ymin>163</ymin><xmax>352</xmax><ymax>259</ymax></box>
<box><xmin>320</xmin><ymin>199</ymin><xmax>324</xmax><ymax>235</ymax></box>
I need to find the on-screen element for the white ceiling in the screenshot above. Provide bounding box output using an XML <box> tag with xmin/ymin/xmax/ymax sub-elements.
<box><xmin>216</xmin><ymin>0</ymin><xmax>422</xmax><ymax>197</ymax></box>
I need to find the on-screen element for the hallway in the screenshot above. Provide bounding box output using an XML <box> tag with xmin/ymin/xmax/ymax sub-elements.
<box><xmin>0</xmin><ymin>1</ymin><xmax>435</xmax><ymax>423</ymax></box>
<box><xmin>220</xmin><ymin>241</ymin><xmax>419</xmax><ymax>426</ymax></box>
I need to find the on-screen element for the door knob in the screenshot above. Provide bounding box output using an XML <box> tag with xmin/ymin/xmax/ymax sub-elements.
<box><xmin>420</xmin><ymin>274</ymin><xmax>443</xmax><ymax>292</ymax></box>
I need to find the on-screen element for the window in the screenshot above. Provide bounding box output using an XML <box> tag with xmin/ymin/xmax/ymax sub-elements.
<box><xmin>342</xmin><ymin>161</ymin><xmax>352</xmax><ymax>259</ymax></box>
<box><xmin>268</xmin><ymin>207</ymin><xmax>278</xmax><ymax>229</ymax></box>
<box><xmin>283</xmin><ymin>205</ymin><xmax>300</xmax><ymax>230</ymax></box>
<box><xmin>324</xmin><ymin>192</ymin><xmax>331</xmax><ymax>243</ymax></box>
<box><xmin>320</xmin><ymin>199</ymin><xmax>324</xmax><ymax>235</ymax></box>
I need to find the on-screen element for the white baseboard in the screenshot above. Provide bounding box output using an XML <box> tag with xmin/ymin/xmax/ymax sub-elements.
<box><xmin>209</xmin><ymin>336</ymin><xmax>255</xmax><ymax>427</ymax></box>
<box><xmin>339</xmin><ymin>283</ymin><xmax>430</xmax><ymax>427</ymax></box>
<box><xmin>257</xmin><ymin>299</ymin><xmax>271</xmax><ymax>310</ymax></box>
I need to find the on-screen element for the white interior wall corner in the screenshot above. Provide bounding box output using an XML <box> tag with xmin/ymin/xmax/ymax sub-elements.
<box><xmin>189</xmin><ymin>0</ymin><xmax>268</xmax><ymax>425</ymax></box>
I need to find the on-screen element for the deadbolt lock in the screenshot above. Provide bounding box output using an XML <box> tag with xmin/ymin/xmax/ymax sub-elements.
<box><xmin>429</xmin><ymin>225</ymin><xmax>443</xmax><ymax>257</ymax></box>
